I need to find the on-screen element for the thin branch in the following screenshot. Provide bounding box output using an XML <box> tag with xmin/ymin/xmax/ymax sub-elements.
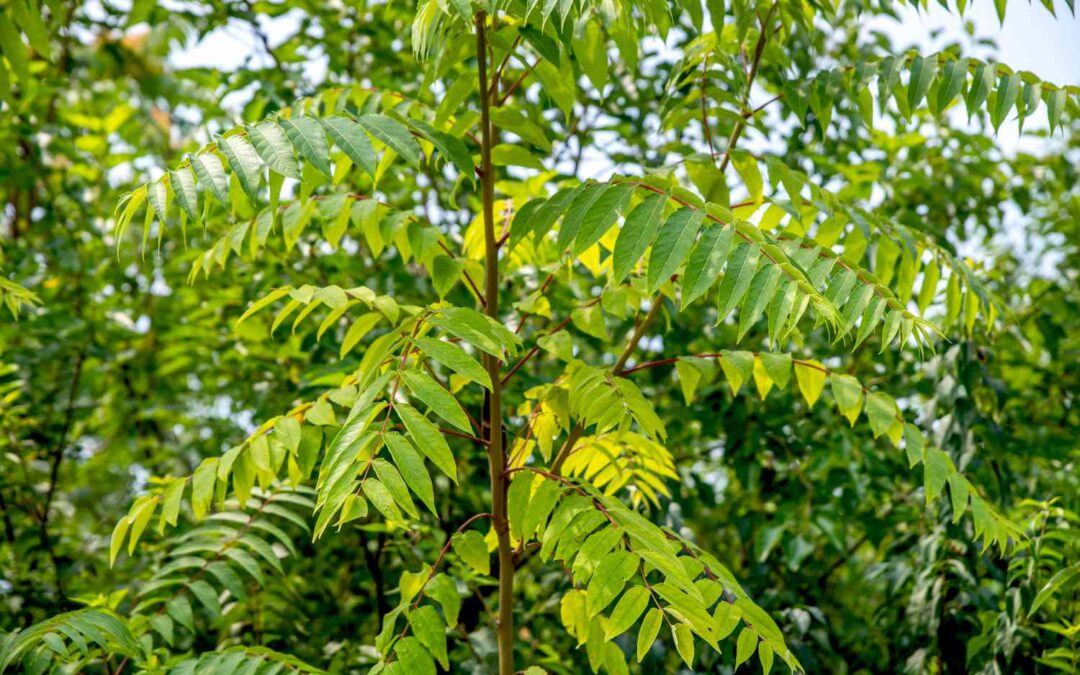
<box><xmin>513</xmin><ymin>269</ymin><xmax>559</xmax><ymax>334</ymax></box>
<box><xmin>701</xmin><ymin>55</ymin><xmax>717</xmax><ymax>162</ymax></box>
<box><xmin>437</xmin><ymin>240</ymin><xmax>486</xmax><ymax>308</ymax></box>
<box><xmin>501</xmin><ymin>298</ymin><xmax>601</xmax><ymax>386</ymax></box>
<box><xmin>411</xmin><ymin>512</ymin><xmax>494</xmax><ymax>608</ymax></box>
<box><xmin>717</xmin><ymin>1</ymin><xmax>779</xmax><ymax>173</ymax></box>
<box><xmin>550</xmin><ymin>297</ymin><xmax>666</xmax><ymax>474</ymax></box>
<box><xmin>743</xmin><ymin>93</ymin><xmax>783</xmax><ymax>118</ymax></box>
<box><xmin>496</xmin><ymin>58</ymin><xmax>540</xmax><ymax>107</ymax></box>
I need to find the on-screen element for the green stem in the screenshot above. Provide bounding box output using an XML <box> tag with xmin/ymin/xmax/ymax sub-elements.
<box><xmin>550</xmin><ymin>298</ymin><xmax>665</xmax><ymax>475</ymax></box>
<box><xmin>476</xmin><ymin>12</ymin><xmax>514</xmax><ymax>675</ymax></box>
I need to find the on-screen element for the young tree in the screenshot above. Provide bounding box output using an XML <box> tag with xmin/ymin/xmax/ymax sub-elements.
<box><xmin>2</xmin><ymin>0</ymin><xmax>1078</xmax><ymax>673</ymax></box>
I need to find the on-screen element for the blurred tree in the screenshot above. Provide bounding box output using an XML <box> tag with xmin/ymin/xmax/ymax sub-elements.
<box><xmin>1</xmin><ymin>0</ymin><xmax>1077</xmax><ymax>673</ymax></box>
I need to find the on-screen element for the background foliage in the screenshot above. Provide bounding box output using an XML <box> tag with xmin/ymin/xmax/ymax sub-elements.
<box><xmin>1</xmin><ymin>0</ymin><xmax>1078</xmax><ymax>673</ymax></box>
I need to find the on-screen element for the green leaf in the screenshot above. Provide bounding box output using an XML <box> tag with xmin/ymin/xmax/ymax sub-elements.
<box><xmin>279</xmin><ymin>116</ymin><xmax>332</xmax><ymax>177</ymax></box>
<box><xmin>571</xmin><ymin>303</ymin><xmax>607</xmax><ymax>340</ymax></box>
<box><xmin>507</xmin><ymin>471</ymin><xmax>534</xmax><ymax>541</ymax></box>
<box><xmin>372</xmin><ymin>458</ymin><xmax>419</xmax><ymax>519</ymax></box>
<box><xmin>675</xmin><ymin>359</ymin><xmax>703</xmax><ymax>403</ymax></box>
<box><xmin>647</xmin><ymin>208</ymin><xmax>704</xmax><ymax>293</ymax></box>
<box><xmin>0</xmin><ymin>16</ymin><xmax>29</xmax><ymax>80</ymax></box>
<box><xmin>363</xmin><ymin>478</ymin><xmax>403</xmax><ymax>521</ymax></box>
<box><xmin>409</xmin><ymin>605</ymin><xmax>449</xmax><ymax>669</ymax></box>
<box><xmin>489</xmin><ymin>109</ymin><xmax>551</xmax><ymax>150</ymax></box>
<box><xmin>523</xmin><ymin>477</ymin><xmax>562</xmax><ymax>540</ymax></box>
<box><xmin>187</xmin><ymin>580</ymin><xmax>222</xmax><ymax>617</ymax></box>
<box><xmin>945</xmin><ymin>273</ymin><xmax>962</xmax><ymax>326</ymax></box>
<box><xmin>719</xmin><ymin>350</ymin><xmax>754</xmax><ymax>395</ymax></box>
<box><xmin>1030</xmin><ymin>563</ymin><xmax>1080</xmax><ymax>616</ymax></box>
<box><xmin>759</xmin><ymin>641</ymin><xmax>775</xmax><ymax>675</ymax></box>
<box><xmin>160</xmin><ymin>479</ymin><xmax>185</xmax><ymax>529</ymax></box>
<box><xmin>427</xmin><ymin>574</ymin><xmax>462</xmax><ymax>626</ymax></box>
<box><xmin>731</xmin><ymin>151</ymin><xmax>763</xmax><ymax>202</ymax></box>
<box><xmin>394</xmin><ymin>636</ymin><xmax>436</xmax><ymax>675</ymax></box>
<box><xmin>397</xmin><ymin>404</ymin><xmax>458</xmax><ymax>483</ymax></box>
<box><xmin>737</xmin><ymin>264</ymin><xmax>782</xmax><ymax>341</ymax></box>
<box><xmin>400</xmin><ymin>370</ymin><xmax>473</xmax><ymax>433</ymax></box>
<box><xmin>948</xmin><ymin>472</ymin><xmax>970</xmax><ymax>522</ymax></box>
<box><xmin>358</xmin><ymin>114</ymin><xmax>421</xmax><ymax>168</ymax></box>
<box><xmin>990</xmin><ymin>73</ymin><xmax>1021</xmax><ymax>132</ymax></box>
<box><xmin>247</xmin><ymin>121</ymin><xmax>301</xmax><ymax>179</ymax></box>
<box><xmin>430</xmin><ymin>255</ymin><xmax>463</xmax><ymax>299</ymax></box>
<box><xmin>917</xmin><ymin>257</ymin><xmax>940</xmax><ymax>315</ymax></box>
<box><xmin>127</xmin><ymin>497</ymin><xmax>157</xmax><ymax>555</ymax></box>
<box><xmin>612</xmin><ymin>192</ymin><xmax>667</xmax><ymax>283</ymax></box>
<box><xmin>166</xmin><ymin>595</ymin><xmax>195</xmax><ymax>634</ymax></box>
<box><xmin>735</xmin><ymin>627</ymin><xmax>758</xmax><ymax>667</ymax></box>
<box><xmin>759</xmin><ymin>351</ymin><xmax>792</xmax><ymax>389</ymax></box>
<box><xmin>907</xmin><ymin>54</ymin><xmax>938</xmax><ymax>111</ymax></box>
<box><xmin>453</xmin><ymin>529</ymin><xmax>490</xmax><ymax>574</ymax></box>
<box><xmin>933</xmin><ymin>57</ymin><xmax>968</xmax><ymax>115</ymax></box>
<box><xmin>507</xmin><ymin>197</ymin><xmax>546</xmax><ymax>252</ymax></box>
<box><xmin>1046</xmin><ymin>88</ymin><xmax>1066</xmax><ymax>134</ymax></box>
<box><xmin>150</xmin><ymin>614</ymin><xmax>174</xmax><ymax>646</ymax></box>
<box><xmin>574</xmin><ymin>183</ymin><xmax>633</xmax><ymax>256</ymax></box>
<box><xmin>673</xmin><ymin>623</ymin><xmax>695</xmax><ymax>668</ymax></box>
<box><xmin>340</xmin><ymin>313</ymin><xmax>382</xmax><ymax>358</ymax></box>
<box><xmin>864</xmin><ymin>391</ymin><xmax>899</xmax><ymax>439</ymax></box>
<box><xmin>223</xmin><ymin>546</ymin><xmax>264</xmax><ymax>585</ymax></box>
<box><xmin>525</xmin><ymin>186</ymin><xmax>578</xmax><ymax>243</ymax></box>
<box><xmin>168</xmin><ymin>167</ymin><xmax>198</xmax><ymax>220</ymax></box>
<box><xmin>793</xmin><ymin>359</ymin><xmax>826</xmax><ymax>406</ymax></box>
<box><xmin>427</xmin><ymin>306</ymin><xmax>521</xmax><ymax>358</ymax></box>
<box><xmin>191</xmin><ymin>152</ymin><xmax>230</xmax><ymax>207</ymax></box>
<box><xmin>321</xmin><ymin>116</ymin><xmax>377</xmax><ymax>178</ymax></box>
<box><xmin>924</xmin><ymin>448</ymin><xmax>949</xmax><ymax>503</ymax></box>
<box><xmin>384</xmin><ymin>432</ymin><xmax>437</xmax><ymax>516</ymax></box>
<box><xmin>637</xmin><ymin>607</ymin><xmax>663</xmax><ymax>662</ymax></box>
<box><xmin>10</xmin><ymin>0</ymin><xmax>50</xmax><ymax>58</ymax></box>
<box><xmin>206</xmin><ymin>561</ymin><xmax>247</xmax><ymax>601</ymax></box>
<box><xmin>830</xmin><ymin>373</ymin><xmax>864</xmax><ymax>426</ymax></box>
<box><xmin>716</xmin><ymin>243</ymin><xmax>760</xmax><ymax>323</ymax></box>
<box><xmin>558</xmin><ymin>184</ymin><xmax>608</xmax><ymax>250</ymax></box>
<box><xmin>412</xmin><ymin>336</ymin><xmax>492</xmax><ymax>390</ymax></box>
<box><xmin>492</xmin><ymin>143</ymin><xmax>544</xmax><ymax>169</ymax></box>
<box><xmin>191</xmin><ymin>458</ymin><xmax>217</xmax><ymax>520</ymax></box>
<box><xmin>965</xmin><ymin>63</ymin><xmax>994</xmax><ymax>120</ymax></box>
<box><xmin>572</xmin><ymin>21</ymin><xmax>608</xmax><ymax>91</ymax></box>
<box><xmin>586</xmin><ymin>550</ymin><xmax>638</xmax><ymax>616</ymax></box>
<box><xmin>904</xmin><ymin>423</ymin><xmax>926</xmax><ymax>468</ymax></box>
<box><xmin>605</xmin><ymin>586</ymin><xmax>650</xmax><ymax>639</ymax></box>
<box><xmin>218</xmin><ymin>133</ymin><xmax>263</xmax><ymax>201</ymax></box>
<box><xmin>681</xmin><ymin>223</ymin><xmax>734</xmax><ymax>308</ymax></box>
<box><xmin>109</xmin><ymin>516</ymin><xmax>130</xmax><ymax>567</ymax></box>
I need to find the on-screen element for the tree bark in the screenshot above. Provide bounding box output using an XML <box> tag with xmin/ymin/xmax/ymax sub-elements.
<box><xmin>475</xmin><ymin>12</ymin><xmax>514</xmax><ymax>675</ymax></box>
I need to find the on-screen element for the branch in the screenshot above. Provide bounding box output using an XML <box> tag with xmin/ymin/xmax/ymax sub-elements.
<box><xmin>550</xmin><ymin>297</ymin><xmax>666</xmax><ymax>474</ymax></box>
<box><xmin>700</xmin><ymin>55</ymin><xmax>717</xmax><ymax>162</ymax></box>
<box><xmin>717</xmin><ymin>2</ymin><xmax>779</xmax><ymax>173</ymax></box>
<box><xmin>496</xmin><ymin>58</ymin><xmax>540</xmax><ymax>107</ymax></box>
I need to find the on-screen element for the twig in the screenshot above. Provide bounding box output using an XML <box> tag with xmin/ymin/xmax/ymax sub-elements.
<box><xmin>496</xmin><ymin>58</ymin><xmax>540</xmax><ymax>107</ymax></box>
<box><xmin>701</xmin><ymin>55</ymin><xmax>717</xmax><ymax>162</ymax></box>
<box><xmin>717</xmin><ymin>2</ymin><xmax>779</xmax><ymax>173</ymax></box>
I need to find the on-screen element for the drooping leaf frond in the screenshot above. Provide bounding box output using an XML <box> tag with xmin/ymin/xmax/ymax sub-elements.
<box><xmin>0</xmin><ymin>609</ymin><xmax>139</xmax><ymax>672</ymax></box>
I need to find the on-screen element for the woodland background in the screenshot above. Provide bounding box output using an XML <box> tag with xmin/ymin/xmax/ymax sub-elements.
<box><xmin>1</xmin><ymin>0</ymin><xmax>1078</xmax><ymax>673</ymax></box>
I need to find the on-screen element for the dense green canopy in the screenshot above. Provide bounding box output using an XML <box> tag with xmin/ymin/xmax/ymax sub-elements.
<box><xmin>1</xmin><ymin>0</ymin><xmax>1078</xmax><ymax>673</ymax></box>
